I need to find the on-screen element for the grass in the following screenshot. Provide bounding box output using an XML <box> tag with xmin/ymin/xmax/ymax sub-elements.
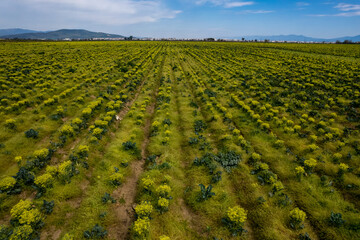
<box><xmin>0</xmin><ymin>41</ymin><xmax>359</xmax><ymax>240</ymax></box>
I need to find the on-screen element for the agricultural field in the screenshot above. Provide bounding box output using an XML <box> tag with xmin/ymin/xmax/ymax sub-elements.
<box><xmin>0</xmin><ymin>41</ymin><xmax>360</xmax><ymax>240</ymax></box>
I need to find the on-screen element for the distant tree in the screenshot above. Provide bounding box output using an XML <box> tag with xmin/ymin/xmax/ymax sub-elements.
<box><xmin>343</xmin><ymin>40</ymin><xmax>353</xmax><ymax>44</ymax></box>
<box><xmin>335</xmin><ymin>40</ymin><xmax>341</xmax><ymax>44</ymax></box>
<box><xmin>264</xmin><ymin>39</ymin><xmax>270</xmax><ymax>43</ymax></box>
<box><xmin>241</xmin><ymin>37</ymin><xmax>245</xmax><ymax>41</ymax></box>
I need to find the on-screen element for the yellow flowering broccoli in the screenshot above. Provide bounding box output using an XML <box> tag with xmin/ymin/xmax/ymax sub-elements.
<box><xmin>135</xmin><ymin>201</ymin><xmax>153</xmax><ymax>219</ymax></box>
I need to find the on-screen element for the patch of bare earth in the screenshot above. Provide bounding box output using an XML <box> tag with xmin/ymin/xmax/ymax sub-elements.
<box><xmin>40</xmin><ymin>226</ymin><xmax>62</xmax><ymax>240</ymax></box>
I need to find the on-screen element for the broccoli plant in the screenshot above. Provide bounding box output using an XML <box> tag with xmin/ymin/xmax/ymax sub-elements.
<box><xmin>83</xmin><ymin>224</ymin><xmax>108</xmax><ymax>239</ymax></box>
<box><xmin>25</xmin><ymin>129</ymin><xmax>39</xmax><ymax>139</ymax></box>
<box><xmin>197</xmin><ymin>184</ymin><xmax>215</xmax><ymax>201</ymax></box>
<box><xmin>299</xmin><ymin>232</ymin><xmax>312</xmax><ymax>240</ymax></box>
<box><xmin>101</xmin><ymin>193</ymin><xmax>116</xmax><ymax>204</ymax></box>
<box><xmin>211</xmin><ymin>171</ymin><xmax>222</xmax><ymax>184</ymax></box>
<box><xmin>41</xmin><ymin>200</ymin><xmax>55</xmax><ymax>214</ymax></box>
<box><xmin>194</xmin><ymin>120</ymin><xmax>207</xmax><ymax>135</ymax></box>
<box><xmin>329</xmin><ymin>212</ymin><xmax>345</xmax><ymax>227</ymax></box>
<box><xmin>121</xmin><ymin>141</ymin><xmax>140</xmax><ymax>156</ymax></box>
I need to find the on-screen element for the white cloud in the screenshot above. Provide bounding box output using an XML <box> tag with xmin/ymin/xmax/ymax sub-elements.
<box><xmin>335</xmin><ymin>3</ymin><xmax>360</xmax><ymax>11</ymax></box>
<box><xmin>296</xmin><ymin>2</ymin><xmax>310</xmax><ymax>7</ymax></box>
<box><xmin>224</xmin><ymin>1</ymin><xmax>254</xmax><ymax>8</ymax></box>
<box><xmin>240</xmin><ymin>10</ymin><xmax>273</xmax><ymax>14</ymax></box>
<box><xmin>196</xmin><ymin>0</ymin><xmax>254</xmax><ymax>8</ymax></box>
<box><xmin>312</xmin><ymin>2</ymin><xmax>360</xmax><ymax>17</ymax></box>
<box><xmin>9</xmin><ymin>0</ymin><xmax>181</xmax><ymax>25</ymax></box>
<box><xmin>334</xmin><ymin>3</ymin><xmax>360</xmax><ymax>16</ymax></box>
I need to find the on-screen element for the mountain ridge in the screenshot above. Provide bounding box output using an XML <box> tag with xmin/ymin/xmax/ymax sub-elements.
<box><xmin>0</xmin><ymin>28</ymin><xmax>43</xmax><ymax>37</ymax></box>
<box><xmin>230</xmin><ymin>34</ymin><xmax>360</xmax><ymax>42</ymax></box>
<box><xmin>0</xmin><ymin>29</ymin><xmax>125</xmax><ymax>40</ymax></box>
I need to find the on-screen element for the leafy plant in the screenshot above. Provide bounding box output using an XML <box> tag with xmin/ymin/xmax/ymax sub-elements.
<box><xmin>41</xmin><ymin>200</ymin><xmax>55</xmax><ymax>214</ymax></box>
<box><xmin>198</xmin><ymin>184</ymin><xmax>215</xmax><ymax>201</ymax></box>
<box><xmin>194</xmin><ymin>120</ymin><xmax>207</xmax><ymax>134</ymax></box>
<box><xmin>25</xmin><ymin>129</ymin><xmax>39</xmax><ymax>139</ymax></box>
<box><xmin>215</xmin><ymin>151</ymin><xmax>241</xmax><ymax>172</ymax></box>
<box><xmin>211</xmin><ymin>171</ymin><xmax>222</xmax><ymax>183</ymax></box>
<box><xmin>83</xmin><ymin>224</ymin><xmax>108</xmax><ymax>239</ymax></box>
<box><xmin>299</xmin><ymin>232</ymin><xmax>312</xmax><ymax>240</ymax></box>
<box><xmin>101</xmin><ymin>193</ymin><xmax>116</xmax><ymax>204</ymax></box>
<box><xmin>163</xmin><ymin>118</ymin><xmax>172</xmax><ymax>126</ymax></box>
<box><xmin>329</xmin><ymin>212</ymin><xmax>345</xmax><ymax>227</ymax></box>
<box><xmin>122</xmin><ymin>141</ymin><xmax>137</xmax><ymax>151</ymax></box>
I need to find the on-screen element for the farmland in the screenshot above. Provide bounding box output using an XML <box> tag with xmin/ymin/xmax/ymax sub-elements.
<box><xmin>0</xmin><ymin>41</ymin><xmax>360</xmax><ymax>240</ymax></box>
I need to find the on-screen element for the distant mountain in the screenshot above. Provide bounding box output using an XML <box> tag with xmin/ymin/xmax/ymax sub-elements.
<box><xmin>231</xmin><ymin>34</ymin><xmax>360</xmax><ymax>42</ymax></box>
<box><xmin>331</xmin><ymin>35</ymin><xmax>360</xmax><ymax>42</ymax></box>
<box><xmin>0</xmin><ymin>28</ymin><xmax>42</xmax><ymax>37</ymax></box>
<box><xmin>1</xmin><ymin>29</ymin><xmax>125</xmax><ymax>40</ymax></box>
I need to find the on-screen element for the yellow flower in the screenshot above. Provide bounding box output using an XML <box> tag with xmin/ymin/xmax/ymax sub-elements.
<box><xmin>227</xmin><ymin>206</ymin><xmax>247</xmax><ymax>226</ymax></box>
<box><xmin>14</xmin><ymin>156</ymin><xmax>22</xmax><ymax>164</ymax></box>
<box><xmin>232</xmin><ymin>129</ymin><xmax>240</xmax><ymax>136</ymax></box>
<box><xmin>142</xmin><ymin>177</ymin><xmax>154</xmax><ymax>190</ymax></box>
<box><xmin>58</xmin><ymin>160</ymin><xmax>72</xmax><ymax>175</ymax></box>
<box><xmin>333</xmin><ymin>153</ymin><xmax>342</xmax><ymax>161</ymax></box>
<box><xmin>5</xmin><ymin>119</ymin><xmax>16</xmax><ymax>129</ymax></box>
<box><xmin>18</xmin><ymin>208</ymin><xmax>43</xmax><ymax>225</ymax></box>
<box><xmin>0</xmin><ymin>176</ymin><xmax>16</xmax><ymax>191</ymax></box>
<box><xmin>295</xmin><ymin>166</ymin><xmax>305</xmax><ymax>175</ymax></box>
<box><xmin>10</xmin><ymin>199</ymin><xmax>32</xmax><ymax>219</ymax></box>
<box><xmin>304</xmin><ymin>158</ymin><xmax>317</xmax><ymax>168</ymax></box>
<box><xmin>257</xmin><ymin>163</ymin><xmax>269</xmax><ymax>171</ymax></box>
<box><xmin>156</xmin><ymin>184</ymin><xmax>171</xmax><ymax>197</ymax></box>
<box><xmin>290</xmin><ymin>208</ymin><xmax>306</xmax><ymax>223</ymax></box>
<box><xmin>251</xmin><ymin>153</ymin><xmax>261</xmax><ymax>161</ymax></box>
<box><xmin>109</xmin><ymin>172</ymin><xmax>123</xmax><ymax>185</ymax></box>
<box><xmin>60</xmin><ymin>125</ymin><xmax>75</xmax><ymax>137</ymax></box>
<box><xmin>34</xmin><ymin>173</ymin><xmax>53</xmax><ymax>188</ymax></box>
<box><xmin>77</xmin><ymin>145</ymin><xmax>89</xmax><ymax>158</ymax></box>
<box><xmin>72</xmin><ymin>118</ymin><xmax>83</xmax><ymax>126</ymax></box>
<box><xmin>158</xmin><ymin>197</ymin><xmax>169</xmax><ymax>209</ymax></box>
<box><xmin>133</xmin><ymin>217</ymin><xmax>150</xmax><ymax>237</ymax></box>
<box><xmin>33</xmin><ymin>148</ymin><xmax>49</xmax><ymax>160</ymax></box>
<box><xmin>272</xmin><ymin>181</ymin><xmax>284</xmax><ymax>192</ymax></box>
<box><xmin>339</xmin><ymin>163</ymin><xmax>349</xmax><ymax>172</ymax></box>
<box><xmin>10</xmin><ymin>225</ymin><xmax>33</xmax><ymax>240</ymax></box>
<box><xmin>61</xmin><ymin>233</ymin><xmax>74</xmax><ymax>240</ymax></box>
<box><xmin>45</xmin><ymin>165</ymin><xmax>58</xmax><ymax>177</ymax></box>
<box><xmin>135</xmin><ymin>201</ymin><xmax>153</xmax><ymax>218</ymax></box>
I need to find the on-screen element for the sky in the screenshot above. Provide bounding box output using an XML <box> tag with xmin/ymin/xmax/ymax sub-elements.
<box><xmin>0</xmin><ymin>0</ymin><xmax>359</xmax><ymax>38</ymax></box>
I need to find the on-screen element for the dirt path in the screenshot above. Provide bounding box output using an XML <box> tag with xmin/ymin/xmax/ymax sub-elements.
<box><xmin>107</xmin><ymin>52</ymin><xmax>164</xmax><ymax>240</ymax></box>
<box><xmin>107</xmin><ymin>92</ymin><xmax>157</xmax><ymax>240</ymax></box>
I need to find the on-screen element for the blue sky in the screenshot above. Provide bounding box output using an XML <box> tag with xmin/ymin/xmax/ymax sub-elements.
<box><xmin>0</xmin><ymin>0</ymin><xmax>359</xmax><ymax>38</ymax></box>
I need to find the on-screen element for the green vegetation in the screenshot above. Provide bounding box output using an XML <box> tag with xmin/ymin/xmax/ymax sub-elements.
<box><xmin>0</xmin><ymin>41</ymin><xmax>359</xmax><ymax>239</ymax></box>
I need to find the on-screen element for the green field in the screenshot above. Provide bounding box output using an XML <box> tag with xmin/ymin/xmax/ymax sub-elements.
<box><xmin>0</xmin><ymin>41</ymin><xmax>360</xmax><ymax>240</ymax></box>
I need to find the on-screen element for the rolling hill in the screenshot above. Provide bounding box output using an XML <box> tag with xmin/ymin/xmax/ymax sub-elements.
<box><xmin>1</xmin><ymin>29</ymin><xmax>125</xmax><ymax>40</ymax></box>
<box><xmin>0</xmin><ymin>28</ymin><xmax>42</xmax><ymax>37</ymax></box>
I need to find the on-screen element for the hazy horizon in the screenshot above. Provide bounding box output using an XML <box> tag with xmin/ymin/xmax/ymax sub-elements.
<box><xmin>1</xmin><ymin>0</ymin><xmax>360</xmax><ymax>38</ymax></box>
